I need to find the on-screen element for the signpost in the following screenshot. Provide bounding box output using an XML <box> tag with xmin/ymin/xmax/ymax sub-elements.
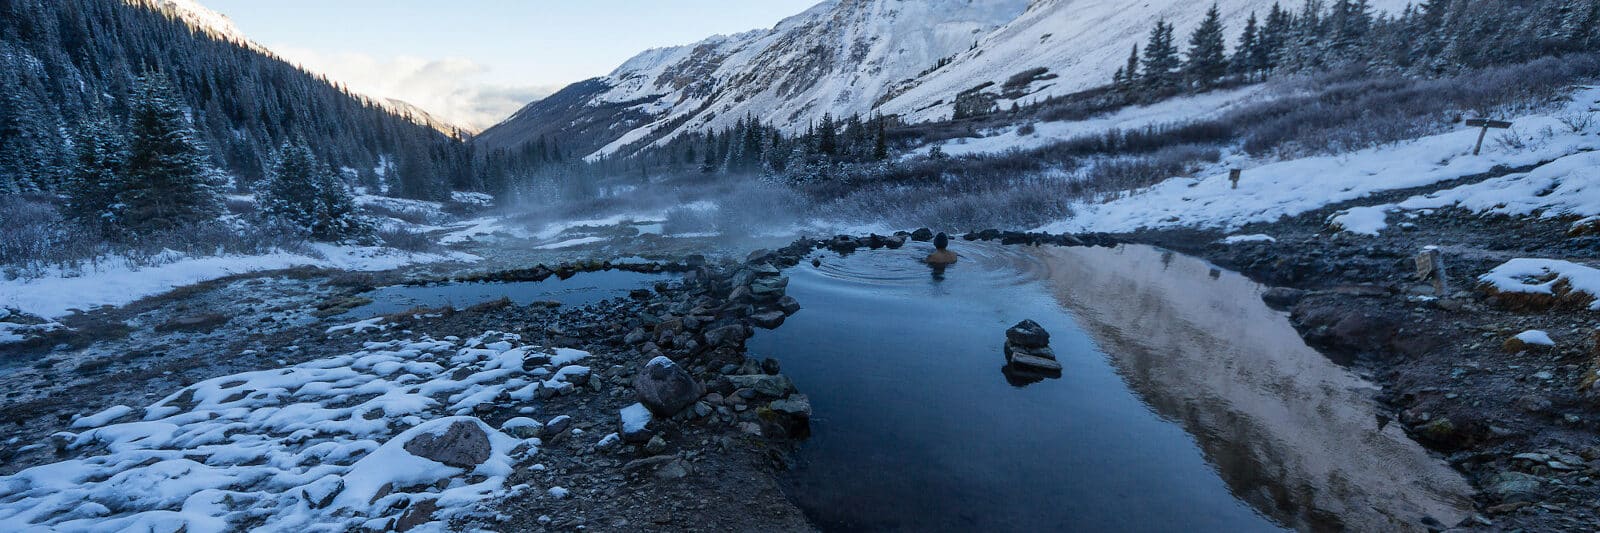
<box><xmin>1228</xmin><ymin>168</ymin><xmax>1242</xmax><ymax>189</ymax></box>
<box><xmin>1465</xmin><ymin>118</ymin><xmax>1513</xmax><ymax>156</ymax></box>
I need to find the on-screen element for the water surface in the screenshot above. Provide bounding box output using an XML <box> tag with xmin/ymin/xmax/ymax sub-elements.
<box><xmin>748</xmin><ymin>241</ymin><xmax>1470</xmax><ymax>532</ymax></box>
<box><xmin>345</xmin><ymin>270</ymin><xmax>678</xmax><ymax>318</ymax></box>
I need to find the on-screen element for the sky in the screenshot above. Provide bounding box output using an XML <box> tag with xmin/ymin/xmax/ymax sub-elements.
<box><xmin>203</xmin><ymin>0</ymin><xmax>821</xmax><ymax>131</ymax></box>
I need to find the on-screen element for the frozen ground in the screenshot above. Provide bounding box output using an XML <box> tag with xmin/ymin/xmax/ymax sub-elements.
<box><xmin>0</xmin><ymin>332</ymin><xmax>596</xmax><ymax>532</ymax></box>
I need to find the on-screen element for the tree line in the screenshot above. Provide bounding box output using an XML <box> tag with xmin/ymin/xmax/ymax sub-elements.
<box><xmin>1113</xmin><ymin>0</ymin><xmax>1600</xmax><ymax>101</ymax></box>
<box><xmin>0</xmin><ymin>0</ymin><xmax>469</xmax><ymax>201</ymax></box>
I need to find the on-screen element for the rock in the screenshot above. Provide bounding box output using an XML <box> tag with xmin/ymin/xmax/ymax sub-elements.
<box><xmin>1010</xmin><ymin>350</ymin><xmax>1064</xmax><ymax>372</ymax></box>
<box><xmin>1487</xmin><ymin>471</ymin><xmax>1543</xmax><ymax>503</ymax></box>
<box><xmin>633</xmin><ymin>357</ymin><xmax>704</xmax><ymax>417</ymax></box>
<box><xmin>645</xmin><ymin>435</ymin><xmax>668</xmax><ymax>455</ymax></box>
<box><xmin>542</xmin><ymin>415</ymin><xmax>572</xmax><ymax>438</ymax></box>
<box><xmin>301</xmin><ymin>476</ymin><xmax>344</xmax><ymax>509</ymax></box>
<box><xmin>777</xmin><ymin>296</ymin><xmax>802</xmax><ymax>314</ymax></box>
<box><xmin>620</xmin><ymin>403</ymin><xmax>654</xmax><ymax>443</ymax></box>
<box><xmin>402</xmin><ymin>420</ymin><xmax>492</xmax><ymax>469</ymax></box>
<box><xmin>655</xmin><ymin>458</ymin><xmax>689</xmax><ymax>480</ymax></box>
<box><xmin>761</xmin><ymin>358</ymin><xmax>781</xmax><ymax>375</ymax></box>
<box><xmin>726</xmin><ymin>374</ymin><xmax>793</xmax><ymax>397</ymax></box>
<box><xmin>624</xmin><ymin>328</ymin><xmax>648</xmax><ymax>345</ymax></box>
<box><xmin>1260</xmin><ymin>287</ymin><xmax>1305</xmax><ymax>309</ymax></box>
<box><xmin>500</xmin><ymin>417</ymin><xmax>543</xmax><ymax>439</ymax></box>
<box><xmin>751</xmin><ymin>310</ymin><xmax>786</xmax><ymax>329</ymax></box>
<box><xmin>911</xmin><ymin>228</ymin><xmax>934</xmax><ymax>241</ymax></box>
<box><xmin>394</xmin><ymin>498</ymin><xmax>439</xmax><ymax>532</ymax></box>
<box><xmin>1413</xmin><ymin>246</ymin><xmax>1449</xmax><ymax>296</ymax></box>
<box><xmin>728</xmin><ymin>285</ymin><xmax>754</xmax><ymax>302</ymax></box>
<box><xmin>1005</xmin><ymin>320</ymin><xmax>1050</xmax><ymax>348</ymax></box>
<box><xmin>1503</xmin><ymin>330</ymin><xmax>1554</xmax><ymax>353</ymax></box>
<box><xmin>769</xmin><ymin>395</ymin><xmax>811</xmax><ymax>419</ymax></box>
<box><xmin>750</xmin><ymin>276</ymin><xmax>789</xmax><ymax>298</ymax></box>
<box><xmin>704</xmin><ymin>325</ymin><xmax>749</xmax><ymax>348</ymax></box>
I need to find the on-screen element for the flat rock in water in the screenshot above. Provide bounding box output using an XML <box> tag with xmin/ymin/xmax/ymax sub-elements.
<box><xmin>1005</xmin><ymin>320</ymin><xmax>1050</xmax><ymax>348</ymax></box>
<box><xmin>1009</xmin><ymin>352</ymin><xmax>1063</xmax><ymax>373</ymax></box>
<box><xmin>402</xmin><ymin>419</ymin><xmax>491</xmax><ymax>469</ymax></box>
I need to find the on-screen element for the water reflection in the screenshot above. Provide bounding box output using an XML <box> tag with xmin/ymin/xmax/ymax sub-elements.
<box><xmin>1035</xmin><ymin>245</ymin><xmax>1473</xmax><ymax>531</ymax></box>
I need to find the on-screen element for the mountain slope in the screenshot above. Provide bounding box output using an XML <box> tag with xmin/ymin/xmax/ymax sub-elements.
<box><xmin>480</xmin><ymin>0</ymin><xmax>1413</xmax><ymax>160</ymax></box>
<box><xmin>0</xmin><ymin>0</ymin><xmax>469</xmax><ymax>197</ymax></box>
<box><xmin>477</xmin><ymin>0</ymin><xmax>1030</xmax><ymax>159</ymax></box>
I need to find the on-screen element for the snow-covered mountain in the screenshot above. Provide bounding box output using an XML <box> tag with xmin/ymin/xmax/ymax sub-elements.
<box><xmin>479</xmin><ymin>0</ymin><xmax>1411</xmax><ymax>160</ymax></box>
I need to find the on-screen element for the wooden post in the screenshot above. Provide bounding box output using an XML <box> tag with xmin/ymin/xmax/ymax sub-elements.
<box><xmin>1465</xmin><ymin>118</ymin><xmax>1513</xmax><ymax>156</ymax></box>
<box><xmin>1229</xmin><ymin>168</ymin><xmax>1242</xmax><ymax>189</ymax></box>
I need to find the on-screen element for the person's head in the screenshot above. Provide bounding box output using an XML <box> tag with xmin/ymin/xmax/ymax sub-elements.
<box><xmin>934</xmin><ymin>232</ymin><xmax>949</xmax><ymax>250</ymax></box>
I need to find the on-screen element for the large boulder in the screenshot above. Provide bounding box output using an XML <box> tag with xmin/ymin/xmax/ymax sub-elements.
<box><xmin>402</xmin><ymin>419</ymin><xmax>492</xmax><ymax>469</ymax></box>
<box><xmin>704</xmin><ymin>324</ymin><xmax>750</xmax><ymax>348</ymax></box>
<box><xmin>727</xmin><ymin>374</ymin><xmax>794</xmax><ymax>397</ymax></box>
<box><xmin>633</xmin><ymin>356</ymin><xmax>704</xmax><ymax>417</ymax></box>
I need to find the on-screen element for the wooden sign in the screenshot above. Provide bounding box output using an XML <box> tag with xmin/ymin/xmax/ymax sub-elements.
<box><xmin>1465</xmin><ymin>118</ymin><xmax>1513</xmax><ymax>155</ymax></box>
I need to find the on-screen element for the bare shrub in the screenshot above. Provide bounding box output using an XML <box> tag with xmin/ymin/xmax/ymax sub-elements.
<box><xmin>376</xmin><ymin>226</ymin><xmax>441</xmax><ymax>253</ymax></box>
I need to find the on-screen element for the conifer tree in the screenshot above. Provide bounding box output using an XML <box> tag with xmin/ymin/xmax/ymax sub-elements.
<box><xmin>1141</xmin><ymin>20</ymin><xmax>1181</xmax><ymax>94</ymax></box>
<box><xmin>66</xmin><ymin>118</ymin><xmax>127</xmax><ymax>235</ymax></box>
<box><xmin>1185</xmin><ymin>4</ymin><xmax>1230</xmax><ymax>88</ymax></box>
<box><xmin>116</xmin><ymin>73</ymin><xmax>222</xmax><ymax>234</ymax></box>
<box><xmin>1232</xmin><ymin>13</ymin><xmax>1263</xmax><ymax>78</ymax></box>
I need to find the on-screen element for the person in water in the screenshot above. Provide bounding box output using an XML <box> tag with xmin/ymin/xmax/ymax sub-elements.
<box><xmin>926</xmin><ymin>232</ymin><xmax>958</xmax><ymax>265</ymax></box>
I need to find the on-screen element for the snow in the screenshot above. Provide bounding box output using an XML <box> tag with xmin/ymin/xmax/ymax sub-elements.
<box><xmin>1514</xmin><ymin>330</ymin><xmax>1556</xmax><ymax>347</ymax></box>
<box><xmin>326</xmin><ymin>317</ymin><xmax>387</xmax><ymax>335</ymax></box>
<box><xmin>1328</xmin><ymin>206</ymin><xmax>1391</xmax><ymax>236</ymax></box>
<box><xmin>1220</xmin><ymin>234</ymin><xmax>1276</xmax><ymax>244</ymax></box>
<box><xmin>881</xmin><ymin>0</ymin><xmax>1410</xmax><ymax>123</ymax></box>
<box><xmin>1039</xmin><ymin>87</ymin><xmax>1600</xmax><ymax>234</ymax></box>
<box><xmin>1377</xmin><ymin>149</ymin><xmax>1600</xmax><ymax>227</ymax></box>
<box><xmin>70</xmin><ymin>405</ymin><xmax>135</xmax><ymax>429</ymax></box>
<box><xmin>1480</xmin><ymin>258</ymin><xmax>1600</xmax><ymax>310</ymax></box>
<box><xmin>0</xmin><ymin>320</ymin><xmax>65</xmax><ymax>345</ymax></box>
<box><xmin>0</xmin><ymin>333</ymin><xmax>582</xmax><ymax>531</ymax></box>
<box><xmin>0</xmin><ymin>245</ymin><xmax>478</xmax><ymax>319</ymax></box>
<box><xmin>440</xmin><ymin>217</ymin><xmax>532</xmax><ymax>244</ymax></box>
<box><xmin>908</xmin><ymin>86</ymin><xmax>1268</xmax><ymax>159</ymax></box>
<box><xmin>620</xmin><ymin>403</ymin><xmax>652</xmax><ymax>436</ymax></box>
<box><xmin>535</xmin><ymin>236</ymin><xmax>606</xmax><ymax>250</ymax></box>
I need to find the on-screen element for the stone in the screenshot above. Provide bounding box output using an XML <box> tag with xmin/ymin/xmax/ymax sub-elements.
<box><xmin>750</xmin><ymin>276</ymin><xmax>789</xmax><ymax>298</ymax></box>
<box><xmin>624</xmin><ymin>328</ymin><xmax>647</xmax><ymax>345</ymax></box>
<box><xmin>726</xmin><ymin>374</ymin><xmax>793</xmax><ymax>397</ymax></box>
<box><xmin>1414</xmin><ymin>247</ymin><xmax>1449</xmax><ymax>296</ymax></box>
<box><xmin>1260</xmin><ymin>287</ymin><xmax>1305</xmax><ymax>309</ymax></box>
<box><xmin>777</xmin><ymin>296</ymin><xmax>802</xmax><ymax>314</ymax></box>
<box><xmin>402</xmin><ymin>420</ymin><xmax>492</xmax><ymax>469</ymax></box>
<box><xmin>633</xmin><ymin>357</ymin><xmax>704</xmax><ymax>417</ymax></box>
<box><xmin>542</xmin><ymin>415</ymin><xmax>572</xmax><ymax>438</ymax></box>
<box><xmin>655</xmin><ymin>458</ymin><xmax>689</xmax><ymax>480</ymax></box>
<box><xmin>394</xmin><ymin>498</ymin><xmax>439</xmax><ymax>532</ymax></box>
<box><xmin>1005</xmin><ymin>320</ymin><xmax>1050</xmax><ymax>348</ymax></box>
<box><xmin>768</xmin><ymin>395</ymin><xmax>811</xmax><ymax>419</ymax></box>
<box><xmin>704</xmin><ymin>325</ymin><xmax>749</xmax><ymax>348</ymax></box>
<box><xmin>729</xmin><ymin>285</ymin><xmax>754</xmax><ymax>303</ymax></box>
<box><xmin>645</xmin><ymin>435</ymin><xmax>668</xmax><ymax>455</ymax></box>
<box><xmin>1008</xmin><ymin>351</ymin><xmax>1063</xmax><ymax>373</ymax></box>
<box><xmin>301</xmin><ymin>476</ymin><xmax>344</xmax><ymax>509</ymax></box>
<box><xmin>1487</xmin><ymin>471</ymin><xmax>1543</xmax><ymax>503</ymax></box>
<box><xmin>751</xmin><ymin>311</ymin><xmax>787</xmax><ymax>329</ymax></box>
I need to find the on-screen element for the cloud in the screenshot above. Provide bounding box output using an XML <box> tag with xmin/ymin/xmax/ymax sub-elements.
<box><xmin>270</xmin><ymin>45</ymin><xmax>555</xmax><ymax>132</ymax></box>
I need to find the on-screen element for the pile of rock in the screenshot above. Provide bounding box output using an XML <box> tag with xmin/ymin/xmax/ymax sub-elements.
<box><xmin>1004</xmin><ymin>319</ymin><xmax>1062</xmax><ymax>376</ymax></box>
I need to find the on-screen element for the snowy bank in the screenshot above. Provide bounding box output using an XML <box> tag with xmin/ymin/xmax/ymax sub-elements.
<box><xmin>1</xmin><ymin>245</ymin><xmax>478</xmax><ymax>319</ymax></box>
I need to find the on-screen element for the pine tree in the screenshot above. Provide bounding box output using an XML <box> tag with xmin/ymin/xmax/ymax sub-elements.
<box><xmin>1232</xmin><ymin>13</ymin><xmax>1263</xmax><ymax>78</ymax></box>
<box><xmin>116</xmin><ymin>73</ymin><xmax>222</xmax><ymax>234</ymax></box>
<box><xmin>1116</xmin><ymin>44</ymin><xmax>1140</xmax><ymax>94</ymax></box>
<box><xmin>258</xmin><ymin>143</ymin><xmax>321</xmax><ymax>236</ymax></box>
<box><xmin>1141</xmin><ymin>20</ymin><xmax>1181</xmax><ymax>95</ymax></box>
<box><xmin>66</xmin><ymin>118</ymin><xmax>127</xmax><ymax>235</ymax></box>
<box><xmin>1186</xmin><ymin>4</ymin><xmax>1230</xmax><ymax>88</ymax></box>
